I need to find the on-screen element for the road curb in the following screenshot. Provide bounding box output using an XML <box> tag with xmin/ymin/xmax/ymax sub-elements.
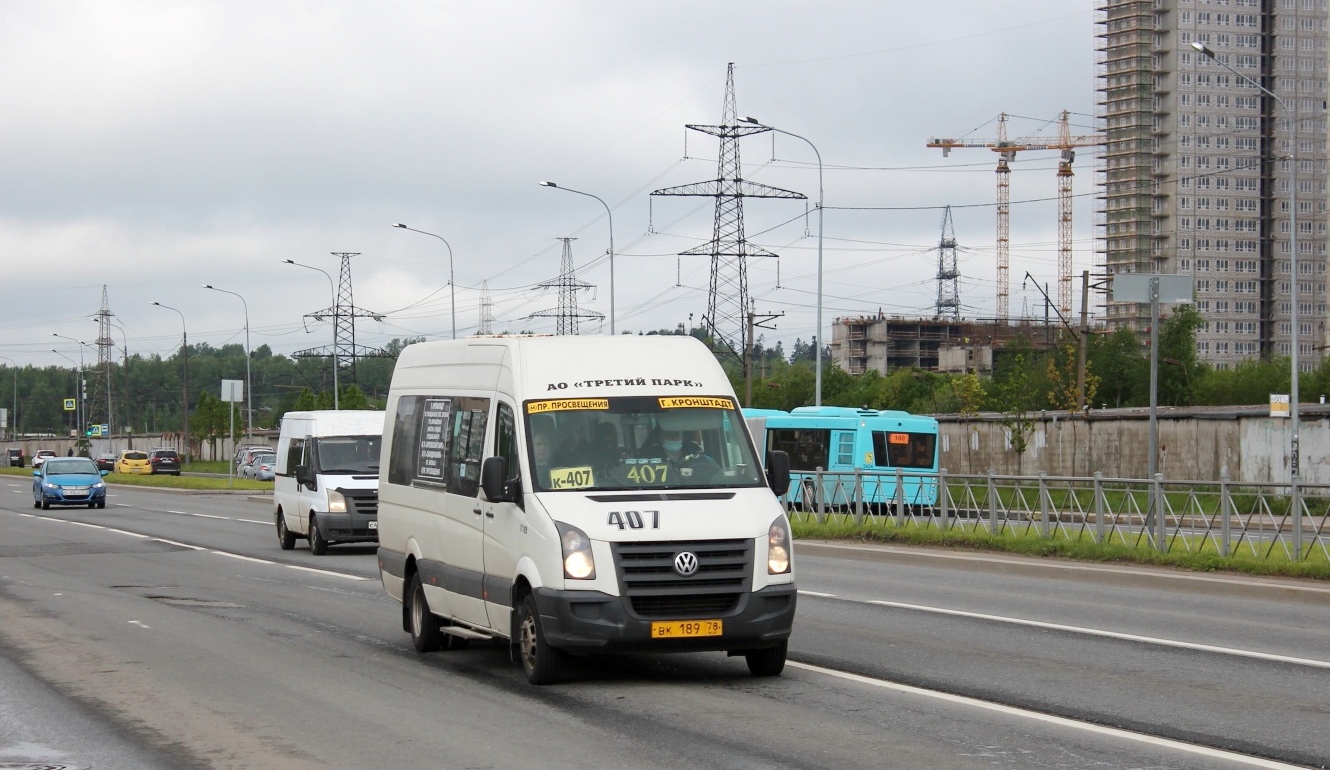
<box><xmin>794</xmin><ymin>539</ymin><xmax>1330</xmax><ymax>600</ymax></box>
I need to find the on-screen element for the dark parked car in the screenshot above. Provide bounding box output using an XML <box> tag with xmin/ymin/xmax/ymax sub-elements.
<box><xmin>7</xmin><ymin>448</ymin><xmax>23</xmax><ymax>467</ymax></box>
<box><xmin>148</xmin><ymin>449</ymin><xmax>181</xmax><ymax>476</ymax></box>
<box><xmin>94</xmin><ymin>453</ymin><xmax>118</xmax><ymax>473</ymax></box>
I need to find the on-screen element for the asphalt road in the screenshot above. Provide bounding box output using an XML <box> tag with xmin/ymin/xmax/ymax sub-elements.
<box><xmin>0</xmin><ymin>481</ymin><xmax>1327</xmax><ymax>769</ymax></box>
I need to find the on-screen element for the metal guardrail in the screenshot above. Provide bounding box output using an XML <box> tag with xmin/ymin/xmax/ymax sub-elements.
<box><xmin>783</xmin><ymin>469</ymin><xmax>1330</xmax><ymax>564</ymax></box>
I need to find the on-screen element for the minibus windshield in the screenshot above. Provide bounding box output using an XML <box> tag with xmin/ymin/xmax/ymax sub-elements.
<box><xmin>314</xmin><ymin>435</ymin><xmax>381</xmax><ymax>474</ymax></box>
<box><xmin>525</xmin><ymin>395</ymin><xmax>764</xmax><ymax>491</ymax></box>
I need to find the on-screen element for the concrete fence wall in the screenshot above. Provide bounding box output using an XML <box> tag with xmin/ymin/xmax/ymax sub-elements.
<box><xmin>938</xmin><ymin>407</ymin><xmax>1330</xmax><ymax>483</ymax></box>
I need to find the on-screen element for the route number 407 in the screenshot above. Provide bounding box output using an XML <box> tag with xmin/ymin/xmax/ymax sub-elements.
<box><xmin>607</xmin><ymin>510</ymin><xmax>660</xmax><ymax>530</ymax></box>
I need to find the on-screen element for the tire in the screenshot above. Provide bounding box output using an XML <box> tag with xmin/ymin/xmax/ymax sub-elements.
<box><xmin>276</xmin><ymin>510</ymin><xmax>296</xmax><ymax>550</ymax></box>
<box><xmin>744</xmin><ymin>640</ymin><xmax>788</xmax><ymax>677</ymax></box>
<box><xmin>32</xmin><ymin>499</ymin><xmax>40</xmax><ymax>509</ymax></box>
<box><xmin>87</xmin><ymin>503</ymin><xmax>95</xmax><ymax>509</ymax></box>
<box><xmin>41</xmin><ymin>500</ymin><xmax>50</xmax><ymax>510</ymax></box>
<box><xmin>96</xmin><ymin>500</ymin><xmax>106</xmax><ymax>509</ymax></box>
<box><xmin>407</xmin><ymin>572</ymin><xmax>444</xmax><ymax>652</ymax></box>
<box><xmin>308</xmin><ymin>514</ymin><xmax>328</xmax><ymax>555</ymax></box>
<box><xmin>517</xmin><ymin>593</ymin><xmax>563</xmax><ymax>685</ymax></box>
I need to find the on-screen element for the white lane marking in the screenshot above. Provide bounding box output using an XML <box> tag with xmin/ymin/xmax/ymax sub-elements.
<box><xmin>798</xmin><ymin>590</ymin><xmax>837</xmax><ymax>598</ymax></box>
<box><xmin>285</xmin><ymin>564</ymin><xmax>368</xmax><ymax>581</ymax></box>
<box><xmin>800</xmin><ymin>542</ymin><xmax>1330</xmax><ymax>596</ymax></box>
<box><xmin>67</xmin><ymin>521</ymin><xmax>105</xmax><ymax>530</ymax></box>
<box><xmin>104</xmin><ymin>528</ymin><xmax>149</xmax><ymax>539</ymax></box>
<box><xmin>210</xmin><ymin>551</ymin><xmax>274</xmax><ymax>565</ymax></box>
<box><xmin>789</xmin><ymin>662</ymin><xmax>1310</xmax><ymax>769</ymax></box>
<box><xmin>867</xmin><ymin>599</ymin><xmax>1330</xmax><ymax>670</ymax></box>
<box><xmin>154</xmin><ymin>537</ymin><xmax>207</xmax><ymax>551</ymax></box>
<box><xmin>187</xmin><ymin>513</ymin><xmax>228</xmax><ymax>520</ymax></box>
<box><xmin>236</xmin><ymin>518</ymin><xmax>268</xmax><ymax>525</ymax></box>
<box><xmin>18</xmin><ymin>513</ymin><xmax>35</xmax><ymax>518</ymax></box>
<box><xmin>167</xmin><ymin>510</ymin><xmax>188</xmax><ymax>515</ymax></box>
<box><xmin>115</xmin><ymin>503</ymin><xmax>132</xmax><ymax>507</ymax></box>
<box><xmin>128</xmin><ymin>620</ymin><xmax>150</xmax><ymax>629</ymax></box>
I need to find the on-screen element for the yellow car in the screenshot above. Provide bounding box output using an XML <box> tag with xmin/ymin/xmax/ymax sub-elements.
<box><xmin>113</xmin><ymin>450</ymin><xmax>152</xmax><ymax>475</ymax></box>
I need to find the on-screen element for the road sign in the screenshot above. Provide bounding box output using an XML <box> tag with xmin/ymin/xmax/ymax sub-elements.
<box><xmin>1271</xmin><ymin>394</ymin><xmax>1290</xmax><ymax>418</ymax></box>
<box><xmin>87</xmin><ymin>425</ymin><xmax>102</xmax><ymax>437</ymax></box>
<box><xmin>221</xmin><ymin>379</ymin><xmax>244</xmax><ymax>403</ymax></box>
<box><xmin>63</xmin><ymin>398</ymin><xmax>76</xmax><ymax>412</ymax></box>
<box><xmin>101</xmin><ymin>424</ymin><xmax>110</xmax><ymax>435</ymax></box>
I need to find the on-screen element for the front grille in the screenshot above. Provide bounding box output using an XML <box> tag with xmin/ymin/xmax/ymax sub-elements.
<box><xmin>341</xmin><ymin>490</ymin><xmax>379</xmax><ymax>517</ymax></box>
<box><xmin>630</xmin><ymin>593</ymin><xmax>739</xmax><ymax>617</ymax></box>
<box><xmin>611</xmin><ymin>539</ymin><xmax>752</xmax><ymax>618</ymax></box>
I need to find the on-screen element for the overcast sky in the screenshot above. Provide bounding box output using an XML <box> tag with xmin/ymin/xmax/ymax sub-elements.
<box><xmin>0</xmin><ymin>1</ymin><xmax>1097</xmax><ymax>371</ymax></box>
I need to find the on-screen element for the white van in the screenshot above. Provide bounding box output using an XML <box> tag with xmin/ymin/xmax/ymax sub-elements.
<box><xmin>376</xmin><ymin>335</ymin><xmax>795</xmax><ymax>684</ymax></box>
<box><xmin>274</xmin><ymin>410</ymin><xmax>386</xmax><ymax>555</ymax></box>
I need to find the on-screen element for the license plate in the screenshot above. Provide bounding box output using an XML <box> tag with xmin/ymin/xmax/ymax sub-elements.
<box><xmin>651</xmin><ymin>619</ymin><xmax>722</xmax><ymax>639</ymax></box>
<box><xmin>367</xmin><ymin>520</ymin><xmax>378</xmax><ymax>530</ymax></box>
<box><xmin>66</xmin><ymin>487</ymin><xmax>88</xmax><ymax>494</ymax></box>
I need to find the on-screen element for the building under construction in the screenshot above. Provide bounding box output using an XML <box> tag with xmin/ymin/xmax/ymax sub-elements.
<box><xmin>828</xmin><ymin>314</ymin><xmax>1062</xmax><ymax>376</ymax></box>
<box><xmin>1096</xmin><ymin>0</ymin><xmax>1328</xmax><ymax>369</ymax></box>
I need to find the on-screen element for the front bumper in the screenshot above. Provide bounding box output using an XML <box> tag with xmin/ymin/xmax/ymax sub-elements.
<box><xmin>37</xmin><ymin>487</ymin><xmax>106</xmax><ymax>506</ymax></box>
<box><xmin>315</xmin><ymin>510</ymin><xmax>378</xmax><ymax>543</ymax></box>
<box><xmin>532</xmin><ymin>583</ymin><xmax>796</xmax><ymax>653</ymax></box>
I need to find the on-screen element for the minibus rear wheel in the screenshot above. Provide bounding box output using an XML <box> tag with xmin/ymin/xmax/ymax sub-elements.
<box><xmin>408</xmin><ymin>572</ymin><xmax>443</xmax><ymax>652</ymax></box>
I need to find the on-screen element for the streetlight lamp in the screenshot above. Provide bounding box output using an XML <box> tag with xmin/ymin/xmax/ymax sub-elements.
<box><xmin>1192</xmin><ymin>41</ymin><xmax>1301</xmax><ymax>486</ymax></box>
<box><xmin>52</xmin><ymin>334</ymin><xmax>88</xmax><ymax>440</ymax></box>
<box><xmin>739</xmin><ymin>116</ymin><xmax>825</xmax><ymax>406</ymax></box>
<box><xmin>152</xmin><ymin>302</ymin><xmax>190</xmax><ymax>461</ymax></box>
<box><xmin>391</xmin><ymin>223</ymin><xmax>456</xmax><ymax>339</ymax></box>
<box><xmin>202</xmin><ymin>285</ymin><xmax>253</xmax><ymax>439</ymax></box>
<box><xmin>282</xmin><ymin>259</ymin><xmax>339</xmax><ymax>409</ymax></box>
<box><xmin>50</xmin><ymin>346</ymin><xmax>83</xmax><ymax>442</ymax></box>
<box><xmin>539</xmin><ymin>181</ymin><xmax>616</xmax><ymax>335</ymax></box>
<box><xmin>0</xmin><ymin>355</ymin><xmax>17</xmax><ymax>442</ymax></box>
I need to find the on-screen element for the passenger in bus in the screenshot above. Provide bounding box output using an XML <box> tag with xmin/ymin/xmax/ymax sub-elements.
<box><xmin>591</xmin><ymin>421</ymin><xmax>624</xmax><ymax>470</ymax></box>
<box><xmin>530</xmin><ymin>421</ymin><xmax>556</xmax><ymax>487</ymax></box>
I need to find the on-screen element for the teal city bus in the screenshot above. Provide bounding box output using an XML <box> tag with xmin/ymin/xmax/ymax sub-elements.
<box><xmin>744</xmin><ymin>406</ymin><xmax>939</xmax><ymax>508</ymax></box>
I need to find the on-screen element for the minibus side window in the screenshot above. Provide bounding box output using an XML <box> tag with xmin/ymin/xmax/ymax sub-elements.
<box><xmin>494</xmin><ymin>403</ymin><xmax>519</xmax><ymax>484</ymax></box>
<box><xmin>284</xmin><ymin>438</ymin><xmax>305</xmax><ymax>478</ymax></box>
<box><xmin>448</xmin><ymin>399</ymin><xmax>490</xmax><ymax>498</ymax></box>
<box><xmin>388</xmin><ymin>396</ymin><xmax>422</xmax><ymax>486</ymax></box>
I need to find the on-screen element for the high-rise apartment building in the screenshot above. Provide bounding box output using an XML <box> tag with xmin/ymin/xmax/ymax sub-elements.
<box><xmin>1097</xmin><ymin>0</ymin><xmax>1328</xmax><ymax>370</ymax></box>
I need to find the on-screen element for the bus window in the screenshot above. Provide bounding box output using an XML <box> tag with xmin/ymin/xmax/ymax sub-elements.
<box><xmin>871</xmin><ymin>431</ymin><xmax>936</xmax><ymax>469</ymax></box>
<box><xmin>769</xmin><ymin>428</ymin><xmax>829</xmax><ymax>472</ymax></box>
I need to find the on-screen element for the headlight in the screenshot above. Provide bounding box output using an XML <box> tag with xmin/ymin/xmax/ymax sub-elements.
<box><xmin>44</xmin><ymin>482</ymin><xmax>59</xmax><ymax>490</ymax></box>
<box><xmin>767</xmin><ymin>515</ymin><xmax>792</xmax><ymax>575</ymax></box>
<box><xmin>93</xmin><ymin>482</ymin><xmax>105</xmax><ymax>489</ymax></box>
<box><xmin>556</xmin><ymin>522</ymin><xmax>596</xmax><ymax>580</ymax></box>
<box><xmin>327</xmin><ymin>490</ymin><xmax>347</xmax><ymax>513</ymax></box>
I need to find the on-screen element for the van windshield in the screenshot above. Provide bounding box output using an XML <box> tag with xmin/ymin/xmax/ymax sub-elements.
<box><xmin>525</xmin><ymin>395</ymin><xmax>764</xmax><ymax>492</ymax></box>
<box><xmin>314</xmin><ymin>435</ymin><xmax>381</xmax><ymax>474</ymax></box>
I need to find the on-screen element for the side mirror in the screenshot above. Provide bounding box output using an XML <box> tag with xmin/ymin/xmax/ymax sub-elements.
<box><xmin>32</xmin><ymin>469</ymin><xmax>39</xmax><ymax>477</ymax></box>
<box><xmin>295</xmin><ymin>465</ymin><xmax>316</xmax><ymax>490</ymax></box>
<box><xmin>481</xmin><ymin>456</ymin><xmax>513</xmax><ymax>503</ymax></box>
<box><xmin>765</xmin><ymin>450</ymin><xmax>791</xmax><ymax>497</ymax></box>
<box><xmin>100</xmin><ymin>469</ymin><xmax>109</xmax><ymax>477</ymax></box>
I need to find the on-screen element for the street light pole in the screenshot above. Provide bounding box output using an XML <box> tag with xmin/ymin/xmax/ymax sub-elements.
<box><xmin>152</xmin><ymin>302</ymin><xmax>190</xmax><ymax>462</ymax></box>
<box><xmin>0</xmin><ymin>355</ymin><xmax>17</xmax><ymax>442</ymax></box>
<box><xmin>52</xmin><ymin>334</ymin><xmax>87</xmax><ymax>442</ymax></box>
<box><xmin>391</xmin><ymin>223</ymin><xmax>456</xmax><ymax>339</ymax></box>
<box><xmin>282</xmin><ymin>260</ymin><xmax>339</xmax><ymax>409</ymax></box>
<box><xmin>1192</xmin><ymin>42</ymin><xmax>1300</xmax><ymax>485</ymax></box>
<box><xmin>202</xmin><ymin>285</ymin><xmax>253</xmax><ymax>440</ymax></box>
<box><xmin>539</xmin><ymin>181</ymin><xmax>616</xmax><ymax>335</ymax></box>
<box><xmin>50</xmin><ymin>347</ymin><xmax>83</xmax><ymax>443</ymax></box>
<box><xmin>739</xmin><ymin>116</ymin><xmax>825</xmax><ymax>406</ymax></box>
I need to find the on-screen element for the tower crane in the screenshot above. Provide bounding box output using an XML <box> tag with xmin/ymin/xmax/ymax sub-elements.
<box><xmin>928</xmin><ymin>111</ymin><xmax>1102</xmax><ymax>320</ymax></box>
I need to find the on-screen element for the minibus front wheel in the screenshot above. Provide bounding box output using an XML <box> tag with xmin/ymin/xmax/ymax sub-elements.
<box><xmin>517</xmin><ymin>594</ymin><xmax>563</xmax><ymax>685</ymax></box>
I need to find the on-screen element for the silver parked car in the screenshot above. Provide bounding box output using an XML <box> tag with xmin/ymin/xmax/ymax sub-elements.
<box><xmin>240</xmin><ymin>452</ymin><xmax>277</xmax><ymax>481</ymax></box>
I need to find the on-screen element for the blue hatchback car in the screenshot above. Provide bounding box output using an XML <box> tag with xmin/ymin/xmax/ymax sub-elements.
<box><xmin>33</xmin><ymin>457</ymin><xmax>108</xmax><ymax>509</ymax></box>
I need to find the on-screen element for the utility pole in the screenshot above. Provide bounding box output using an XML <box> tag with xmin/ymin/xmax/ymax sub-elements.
<box><xmin>745</xmin><ymin>301</ymin><xmax>783</xmax><ymax>407</ymax></box>
<box><xmin>1077</xmin><ymin>270</ymin><xmax>1089</xmax><ymax>410</ymax></box>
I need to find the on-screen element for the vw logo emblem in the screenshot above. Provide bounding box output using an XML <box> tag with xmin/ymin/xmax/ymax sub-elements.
<box><xmin>673</xmin><ymin>551</ymin><xmax>699</xmax><ymax>576</ymax></box>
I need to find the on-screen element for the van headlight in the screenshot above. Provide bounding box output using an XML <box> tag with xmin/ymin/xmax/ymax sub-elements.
<box><xmin>327</xmin><ymin>490</ymin><xmax>347</xmax><ymax>513</ymax></box>
<box><xmin>767</xmin><ymin>515</ymin><xmax>792</xmax><ymax>575</ymax></box>
<box><xmin>556</xmin><ymin>522</ymin><xmax>596</xmax><ymax>580</ymax></box>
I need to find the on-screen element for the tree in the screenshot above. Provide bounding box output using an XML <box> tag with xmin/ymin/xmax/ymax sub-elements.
<box><xmin>992</xmin><ymin>353</ymin><xmax>1039</xmax><ymax>474</ymax></box>
<box><xmin>1158</xmin><ymin>304</ymin><xmax>1205</xmax><ymax>406</ymax></box>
